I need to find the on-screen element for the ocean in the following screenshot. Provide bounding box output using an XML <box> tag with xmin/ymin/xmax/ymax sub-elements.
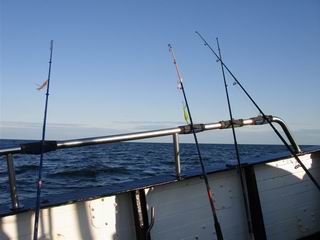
<box><xmin>0</xmin><ymin>139</ymin><xmax>312</xmax><ymax>207</ymax></box>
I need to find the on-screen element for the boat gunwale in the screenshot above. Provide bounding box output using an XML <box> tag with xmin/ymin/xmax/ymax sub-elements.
<box><xmin>1</xmin><ymin>146</ymin><xmax>319</xmax><ymax>218</ymax></box>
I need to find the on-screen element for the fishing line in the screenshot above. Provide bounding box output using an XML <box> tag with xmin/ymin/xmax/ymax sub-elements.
<box><xmin>168</xmin><ymin>44</ymin><xmax>224</xmax><ymax>240</ymax></box>
<box><xmin>33</xmin><ymin>40</ymin><xmax>54</xmax><ymax>240</ymax></box>
<box><xmin>216</xmin><ymin>37</ymin><xmax>254</xmax><ymax>239</ymax></box>
<box><xmin>195</xmin><ymin>31</ymin><xmax>320</xmax><ymax>192</ymax></box>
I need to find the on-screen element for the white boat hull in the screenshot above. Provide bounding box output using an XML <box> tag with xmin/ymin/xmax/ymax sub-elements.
<box><xmin>1</xmin><ymin>151</ymin><xmax>319</xmax><ymax>240</ymax></box>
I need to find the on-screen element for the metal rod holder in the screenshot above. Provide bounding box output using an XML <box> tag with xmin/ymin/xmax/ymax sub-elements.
<box><xmin>0</xmin><ymin>115</ymin><xmax>302</xmax><ymax>209</ymax></box>
<box><xmin>0</xmin><ymin>115</ymin><xmax>301</xmax><ymax>156</ymax></box>
<box><xmin>271</xmin><ymin>116</ymin><xmax>301</xmax><ymax>153</ymax></box>
<box><xmin>6</xmin><ymin>154</ymin><xmax>20</xmax><ymax>209</ymax></box>
<box><xmin>173</xmin><ymin>133</ymin><xmax>181</xmax><ymax>180</ymax></box>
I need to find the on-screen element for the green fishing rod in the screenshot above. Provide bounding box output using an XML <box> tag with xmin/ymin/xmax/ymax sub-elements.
<box><xmin>195</xmin><ymin>31</ymin><xmax>320</xmax><ymax>192</ymax></box>
<box><xmin>33</xmin><ymin>40</ymin><xmax>54</xmax><ymax>240</ymax></box>
<box><xmin>168</xmin><ymin>43</ymin><xmax>224</xmax><ymax>240</ymax></box>
<box><xmin>216</xmin><ymin>37</ymin><xmax>254</xmax><ymax>239</ymax></box>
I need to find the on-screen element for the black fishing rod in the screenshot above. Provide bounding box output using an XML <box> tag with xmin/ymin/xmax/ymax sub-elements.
<box><xmin>168</xmin><ymin>44</ymin><xmax>224</xmax><ymax>240</ymax></box>
<box><xmin>33</xmin><ymin>40</ymin><xmax>54</xmax><ymax>240</ymax></box>
<box><xmin>195</xmin><ymin>31</ymin><xmax>320</xmax><ymax>192</ymax></box>
<box><xmin>216</xmin><ymin>38</ymin><xmax>254</xmax><ymax>239</ymax></box>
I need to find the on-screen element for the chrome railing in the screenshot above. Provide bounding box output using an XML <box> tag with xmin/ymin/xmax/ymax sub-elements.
<box><xmin>0</xmin><ymin>115</ymin><xmax>301</xmax><ymax>210</ymax></box>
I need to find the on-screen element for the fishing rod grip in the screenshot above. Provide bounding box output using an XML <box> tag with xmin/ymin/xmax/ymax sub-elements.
<box><xmin>215</xmin><ymin>221</ymin><xmax>224</xmax><ymax>240</ymax></box>
<box><xmin>21</xmin><ymin>141</ymin><xmax>57</xmax><ymax>154</ymax></box>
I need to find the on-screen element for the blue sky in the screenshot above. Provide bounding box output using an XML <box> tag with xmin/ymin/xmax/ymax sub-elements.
<box><xmin>1</xmin><ymin>0</ymin><xmax>319</xmax><ymax>144</ymax></box>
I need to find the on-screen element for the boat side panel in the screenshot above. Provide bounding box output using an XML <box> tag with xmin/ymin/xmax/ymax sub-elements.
<box><xmin>254</xmin><ymin>153</ymin><xmax>320</xmax><ymax>240</ymax></box>
<box><xmin>145</xmin><ymin>169</ymin><xmax>250</xmax><ymax>240</ymax></box>
<box><xmin>0</xmin><ymin>193</ymin><xmax>136</xmax><ymax>240</ymax></box>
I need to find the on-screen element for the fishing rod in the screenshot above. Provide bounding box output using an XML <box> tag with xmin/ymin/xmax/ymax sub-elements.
<box><xmin>33</xmin><ymin>40</ymin><xmax>54</xmax><ymax>240</ymax></box>
<box><xmin>216</xmin><ymin>37</ymin><xmax>254</xmax><ymax>239</ymax></box>
<box><xmin>168</xmin><ymin>44</ymin><xmax>224</xmax><ymax>240</ymax></box>
<box><xmin>195</xmin><ymin>31</ymin><xmax>320</xmax><ymax>192</ymax></box>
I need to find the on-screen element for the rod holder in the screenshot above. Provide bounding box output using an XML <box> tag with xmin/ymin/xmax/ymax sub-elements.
<box><xmin>0</xmin><ymin>115</ymin><xmax>301</xmax><ymax>156</ymax></box>
<box><xmin>6</xmin><ymin>154</ymin><xmax>20</xmax><ymax>210</ymax></box>
<box><xmin>271</xmin><ymin>117</ymin><xmax>301</xmax><ymax>153</ymax></box>
<box><xmin>173</xmin><ymin>133</ymin><xmax>181</xmax><ymax>180</ymax></box>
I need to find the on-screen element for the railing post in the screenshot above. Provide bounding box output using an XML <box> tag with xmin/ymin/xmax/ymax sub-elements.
<box><xmin>6</xmin><ymin>154</ymin><xmax>20</xmax><ymax>209</ymax></box>
<box><xmin>173</xmin><ymin>133</ymin><xmax>181</xmax><ymax>180</ymax></box>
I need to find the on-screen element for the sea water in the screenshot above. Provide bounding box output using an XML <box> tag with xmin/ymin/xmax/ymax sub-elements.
<box><xmin>0</xmin><ymin>139</ymin><xmax>308</xmax><ymax>206</ymax></box>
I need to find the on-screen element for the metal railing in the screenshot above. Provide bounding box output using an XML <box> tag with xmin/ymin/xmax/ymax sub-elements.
<box><xmin>0</xmin><ymin>115</ymin><xmax>301</xmax><ymax>210</ymax></box>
